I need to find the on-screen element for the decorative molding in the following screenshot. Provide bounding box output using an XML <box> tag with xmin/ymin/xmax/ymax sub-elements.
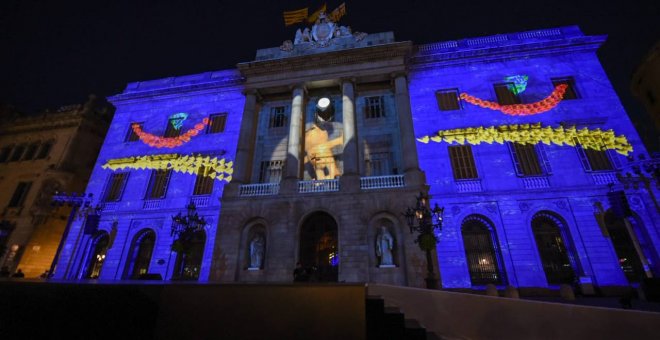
<box><xmin>519</xmin><ymin>202</ymin><xmax>530</xmax><ymax>212</ymax></box>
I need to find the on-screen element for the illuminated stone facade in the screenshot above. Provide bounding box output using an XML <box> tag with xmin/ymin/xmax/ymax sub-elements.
<box><xmin>0</xmin><ymin>96</ymin><xmax>112</xmax><ymax>277</ymax></box>
<box><xmin>54</xmin><ymin>25</ymin><xmax>659</xmax><ymax>293</ymax></box>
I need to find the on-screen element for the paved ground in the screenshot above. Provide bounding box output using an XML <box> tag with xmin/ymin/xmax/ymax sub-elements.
<box><xmin>523</xmin><ymin>296</ymin><xmax>660</xmax><ymax>313</ymax></box>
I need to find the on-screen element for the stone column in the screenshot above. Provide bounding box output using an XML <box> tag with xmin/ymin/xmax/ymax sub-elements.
<box><xmin>341</xmin><ymin>80</ymin><xmax>358</xmax><ymax>176</ymax></box>
<box><xmin>394</xmin><ymin>74</ymin><xmax>425</xmax><ymax>186</ymax></box>
<box><xmin>229</xmin><ymin>91</ymin><xmax>258</xmax><ymax>189</ymax></box>
<box><xmin>285</xmin><ymin>86</ymin><xmax>305</xmax><ymax>180</ymax></box>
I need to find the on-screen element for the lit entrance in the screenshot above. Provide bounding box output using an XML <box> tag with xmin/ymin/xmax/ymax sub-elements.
<box><xmin>299</xmin><ymin>212</ymin><xmax>338</xmax><ymax>282</ymax></box>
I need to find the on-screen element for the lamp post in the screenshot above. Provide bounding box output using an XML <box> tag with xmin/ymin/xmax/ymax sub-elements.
<box><xmin>403</xmin><ymin>192</ymin><xmax>444</xmax><ymax>289</ymax></box>
<box><xmin>170</xmin><ymin>201</ymin><xmax>207</xmax><ymax>279</ymax></box>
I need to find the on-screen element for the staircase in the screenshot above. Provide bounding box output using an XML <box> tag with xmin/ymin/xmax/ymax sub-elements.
<box><xmin>367</xmin><ymin>295</ymin><xmax>443</xmax><ymax>340</ymax></box>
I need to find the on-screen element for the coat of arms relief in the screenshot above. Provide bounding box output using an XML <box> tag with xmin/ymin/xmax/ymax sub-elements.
<box><xmin>280</xmin><ymin>11</ymin><xmax>367</xmax><ymax>51</ymax></box>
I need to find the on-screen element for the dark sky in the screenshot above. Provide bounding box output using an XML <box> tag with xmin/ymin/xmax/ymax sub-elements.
<box><xmin>1</xmin><ymin>0</ymin><xmax>658</xmax><ymax>143</ymax></box>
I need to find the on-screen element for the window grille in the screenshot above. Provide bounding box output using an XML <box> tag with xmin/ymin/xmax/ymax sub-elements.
<box><xmin>259</xmin><ymin>160</ymin><xmax>285</xmax><ymax>183</ymax></box>
<box><xmin>551</xmin><ymin>77</ymin><xmax>579</xmax><ymax>100</ymax></box>
<box><xmin>436</xmin><ymin>89</ymin><xmax>461</xmax><ymax>111</ymax></box>
<box><xmin>193</xmin><ymin>166</ymin><xmax>214</xmax><ymax>195</ymax></box>
<box><xmin>532</xmin><ymin>214</ymin><xmax>576</xmax><ymax>284</ymax></box>
<box><xmin>125</xmin><ymin>122</ymin><xmax>143</xmax><ymax>142</ymax></box>
<box><xmin>461</xmin><ymin>216</ymin><xmax>506</xmax><ymax>285</ymax></box>
<box><xmin>449</xmin><ymin>145</ymin><xmax>478</xmax><ymax>179</ymax></box>
<box><xmin>365</xmin><ymin>152</ymin><xmax>392</xmax><ymax>176</ymax></box>
<box><xmin>269</xmin><ymin>106</ymin><xmax>287</xmax><ymax>128</ymax></box>
<box><xmin>494</xmin><ymin>83</ymin><xmax>521</xmax><ymax>105</ymax></box>
<box><xmin>508</xmin><ymin>142</ymin><xmax>551</xmax><ymax>176</ymax></box>
<box><xmin>146</xmin><ymin>169</ymin><xmax>172</xmax><ymax>199</ymax></box>
<box><xmin>364</xmin><ymin>96</ymin><xmax>385</xmax><ymax>119</ymax></box>
<box><xmin>8</xmin><ymin>182</ymin><xmax>32</xmax><ymax>207</ymax></box>
<box><xmin>104</xmin><ymin>173</ymin><xmax>128</xmax><ymax>202</ymax></box>
<box><xmin>207</xmin><ymin>114</ymin><xmax>227</xmax><ymax>134</ymax></box>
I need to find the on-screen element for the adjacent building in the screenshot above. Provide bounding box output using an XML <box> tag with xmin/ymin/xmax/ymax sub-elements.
<box><xmin>0</xmin><ymin>95</ymin><xmax>112</xmax><ymax>277</ymax></box>
<box><xmin>53</xmin><ymin>20</ymin><xmax>659</xmax><ymax>295</ymax></box>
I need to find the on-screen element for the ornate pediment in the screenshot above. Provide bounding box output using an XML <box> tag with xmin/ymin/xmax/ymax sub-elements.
<box><xmin>280</xmin><ymin>11</ymin><xmax>367</xmax><ymax>51</ymax></box>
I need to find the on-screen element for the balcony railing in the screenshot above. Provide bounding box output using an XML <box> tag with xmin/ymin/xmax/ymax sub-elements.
<box><xmin>591</xmin><ymin>172</ymin><xmax>618</xmax><ymax>186</ymax></box>
<box><xmin>360</xmin><ymin>175</ymin><xmax>405</xmax><ymax>190</ymax></box>
<box><xmin>239</xmin><ymin>183</ymin><xmax>280</xmax><ymax>197</ymax></box>
<box><xmin>143</xmin><ymin>199</ymin><xmax>163</xmax><ymax>210</ymax></box>
<box><xmin>191</xmin><ymin>195</ymin><xmax>211</xmax><ymax>207</ymax></box>
<box><xmin>522</xmin><ymin>176</ymin><xmax>550</xmax><ymax>189</ymax></box>
<box><xmin>455</xmin><ymin>179</ymin><xmax>483</xmax><ymax>193</ymax></box>
<box><xmin>298</xmin><ymin>179</ymin><xmax>339</xmax><ymax>193</ymax></box>
<box><xmin>100</xmin><ymin>202</ymin><xmax>118</xmax><ymax>211</ymax></box>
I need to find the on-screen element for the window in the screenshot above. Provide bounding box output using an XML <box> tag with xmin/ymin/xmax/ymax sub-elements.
<box><xmin>364</xmin><ymin>96</ymin><xmax>385</xmax><ymax>119</ymax></box>
<box><xmin>494</xmin><ymin>83</ymin><xmax>521</xmax><ymax>105</ymax></box>
<box><xmin>36</xmin><ymin>141</ymin><xmax>54</xmax><ymax>159</ymax></box>
<box><xmin>365</xmin><ymin>152</ymin><xmax>392</xmax><ymax>177</ymax></box>
<box><xmin>436</xmin><ymin>89</ymin><xmax>461</xmax><ymax>111</ymax></box>
<box><xmin>551</xmin><ymin>77</ymin><xmax>579</xmax><ymax>100</ymax></box>
<box><xmin>0</xmin><ymin>146</ymin><xmax>12</xmax><ymax>163</ymax></box>
<box><xmin>22</xmin><ymin>143</ymin><xmax>39</xmax><ymax>160</ymax></box>
<box><xmin>259</xmin><ymin>160</ymin><xmax>285</xmax><ymax>183</ymax></box>
<box><xmin>207</xmin><ymin>113</ymin><xmax>227</xmax><ymax>134</ymax></box>
<box><xmin>83</xmin><ymin>232</ymin><xmax>109</xmax><ymax>279</ymax></box>
<box><xmin>9</xmin><ymin>144</ymin><xmax>26</xmax><ymax>162</ymax></box>
<box><xmin>575</xmin><ymin>138</ymin><xmax>615</xmax><ymax>172</ymax></box>
<box><xmin>125</xmin><ymin>122</ymin><xmax>143</xmax><ymax>142</ymax></box>
<box><xmin>173</xmin><ymin>231</ymin><xmax>205</xmax><ymax>280</ymax></box>
<box><xmin>104</xmin><ymin>173</ymin><xmax>128</xmax><ymax>202</ymax></box>
<box><xmin>8</xmin><ymin>182</ymin><xmax>32</xmax><ymax>207</ymax></box>
<box><xmin>269</xmin><ymin>106</ymin><xmax>287</xmax><ymax>128</ymax></box>
<box><xmin>449</xmin><ymin>145</ymin><xmax>478</xmax><ymax>179</ymax></box>
<box><xmin>462</xmin><ymin>215</ymin><xmax>506</xmax><ymax>285</ymax></box>
<box><xmin>163</xmin><ymin>118</ymin><xmax>181</xmax><ymax>138</ymax></box>
<box><xmin>193</xmin><ymin>166</ymin><xmax>214</xmax><ymax>195</ymax></box>
<box><xmin>146</xmin><ymin>169</ymin><xmax>172</xmax><ymax>199</ymax></box>
<box><xmin>532</xmin><ymin>212</ymin><xmax>577</xmax><ymax>285</ymax></box>
<box><xmin>124</xmin><ymin>230</ymin><xmax>156</xmax><ymax>279</ymax></box>
<box><xmin>508</xmin><ymin>142</ymin><xmax>551</xmax><ymax>176</ymax></box>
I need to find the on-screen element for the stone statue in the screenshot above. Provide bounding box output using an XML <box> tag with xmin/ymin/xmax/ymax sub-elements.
<box><xmin>294</xmin><ymin>29</ymin><xmax>303</xmax><ymax>45</ymax></box>
<box><xmin>375</xmin><ymin>226</ymin><xmax>394</xmax><ymax>266</ymax></box>
<box><xmin>249</xmin><ymin>234</ymin><xmax>265</xmax><ymax>269</ymax></box>
<box><xmin>302</xmin><ymin>28</ymin><xmax>311</xmax><ymax>42</ymax></box>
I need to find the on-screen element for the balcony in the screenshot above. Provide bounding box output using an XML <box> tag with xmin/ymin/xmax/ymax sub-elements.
<box><xmin>100</xmin><ymin>202</ymin><xmax>118</xmax><ymax>211</ymax></box>
<box><xmin>455</xmin><ymin>179</ymin><xmax>483</xmax><ymax>193</ymax></box>
<box><xmin>143</xmin><ymin>199</ymin><xmax>163</xmax><ymax>210</ymax></box>
<box><xmin>239</xmin><ymin>183</ymin><xmax>280</xmax><ymax>197</ymax></box>
<box><xmin>591</xmin><ymin>172</ymin><xmax>618</xmax><ymax>186</ymax></box>
<box><xmin>191</xmin><ymin>195</ymin><xmax>211</xmax><ymax>208</ymax></box>
<box><xmin>522</xmin><ymin>176</ymin><xmax>550</xmax><ymax>189</ymax></box>
<box><xmin>298</xmin><ymin>179</ymin><xmax>339</xmax><ymax>193</ymax></box>
<box><xmin>360</xmin><ymin>175</ymin><xmax>405</xmax><ymax>190</ymax></box>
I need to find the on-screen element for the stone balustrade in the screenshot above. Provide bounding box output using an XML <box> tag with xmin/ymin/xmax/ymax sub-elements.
<box><xmin>360</xmin><ymin>175</ymin><xmax>405</xmax><ymax>190</ymax></box>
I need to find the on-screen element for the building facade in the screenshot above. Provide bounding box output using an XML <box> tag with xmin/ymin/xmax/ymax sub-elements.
<box><xmin>0</xmin><ymin>95</ymin><xmax>112</xmax><ymax>277</ymax></box>
<box><xmin>54</xmin><ymin>22</ymin><xmax>659</xmax><ymax>293</ymax></box>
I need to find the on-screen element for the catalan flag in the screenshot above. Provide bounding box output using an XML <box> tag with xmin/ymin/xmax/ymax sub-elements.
<box><xmin>328</xmin><ymin>2</ymin><xmax>346</xmax><ymax>22</ymax></box>
<box><xmin>306</xmin><ymin>3</ymin><xmax>327</xmax><ymax>24</ymax></box>
<box><xmin>283</xmin><ymin>7</ymin><xmax>309</xmax><ymax>26</ymax></box>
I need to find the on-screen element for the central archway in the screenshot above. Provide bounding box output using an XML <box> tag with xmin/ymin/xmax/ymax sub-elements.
<box><xmin>299</xmin><ymin>212</ymin><xmax>338</xmax><ymax>282</ymax></box>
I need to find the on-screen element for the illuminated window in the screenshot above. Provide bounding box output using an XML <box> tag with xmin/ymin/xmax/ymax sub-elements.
<box><xmin>551</xmin><ymin>77</ymin><xmax>579</xmax><ymax>100</ymax></box>
<box><xmin>164</xmin><ymin>118</ymin><xmax>181</xmax><ymax>138</ymax></box>
<box><xmin>462</xmin><ymin>215</ymin><xmax>506</xmax><ymax>285</ymax></box>
<box><xmin>575</xmin><ymin>139</ymin><xmax>615</xmax><ymax>172</ymax></box>
<box><xmin>146</xmin><ymin>169</ymin><xmax>172</xmax><ymax>199</ymax></box>
<box><xmin>0</xmin><ymin>146</ymin><xmax>12</xmax><ymax>163</ymax></box>
<box><xmin>8</xmin><ymin>182</ymin><xmax>32</xmax><ymax>207</ymax></box>
<box><xmin>365</xmin><ymin>152</ymin><xmax>392</xmax><ymax>176</ymax></box>
<box><xmin>507</xmin><ymin>142</ymin><xmax>551</xmax><ymax>176</ymax></box>
<box><xmin>449</xmin><ymin>145</ymin><xmax>478</xmax><ymax>179</ymax></box>
<box><xmin>22</xmin><ymin>143</ymin><xmax>39</xmax><ymax>160</ymax></box>
<box><xmin>207</xmin><ymin>113</ymin><xmax>227</xmax><ymax>134</ymax></box>
<box><xmin>494</xmin><ymin>83</ymin><xmax>521</xmax><ymax>105</ymax></box>
<box><xmin>124</xmin><ymin>229</ymin><xmax>156</xmax><ymax>279</ymax></box>
<box><xmin>9</xmin><ymin>144</ymin><xmax>26</xmax><ymax>162</ymax></box>
<box><xmin>259</xmin><ymin>160</ymin><xmax>285</xmax><ymax>183</ymax></box>
<box><xmin>35</xmin><ymin>141</ymin><xmax>54</xmax><ymax>159</ymax></box>
<box><xmin>193</xmin><ymin>166</ymin><xmax>214</xmax><ymax>196</ymax></box>
<box><xmin>83</xmin><ymin>232</ymin><xmax>109</xmax><ymax>279</ymax></box>
<box><xmin>436</xmin><ymin>89</ymin><xmax>461</xmax><ymax>111</ymax></box>
<box><xmin>103</xmin><ymin>173</ymin><xmax>128</xmax><ymax>202</ymax></box>
<box><xmin>269</xmin><ymin>106</ymin><xmax>287</xmax><ymax>128</ymax></box>
<box><xmin>532</xmin><ymin>212</ymin><xmax>577</xmax><ymax>285</ymax></box>
<box><xmin>125</xmin><ymin>122</ymin><xmax>143</xmax><ymax>142</ymax></box>
<box><xmin>364</xmin><ymin>96</ymin><xmax>385</xmax><ymax>119</ymax></box>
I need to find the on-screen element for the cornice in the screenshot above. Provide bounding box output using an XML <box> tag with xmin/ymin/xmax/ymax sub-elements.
<box><xmin>108</xmin><ymin>80</ymin><xmax>244</xmax><ymax>105</ymax></box>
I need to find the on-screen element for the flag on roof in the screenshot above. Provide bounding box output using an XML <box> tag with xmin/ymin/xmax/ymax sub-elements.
<box><xmin>283</xmin><ymin>7</ymin><xmax>309</xmax><ymax>26</ymax></box>
<box><xmin>328</xmin><ymin>3</ymin><xmax>346</xmax><ymax>22</ymax></box>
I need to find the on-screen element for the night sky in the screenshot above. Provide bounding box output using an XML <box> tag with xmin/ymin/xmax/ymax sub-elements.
<box><xmin>1</xmin><ymin>0</ymin><xmax>658</xmax><ymax>144</ymax></box>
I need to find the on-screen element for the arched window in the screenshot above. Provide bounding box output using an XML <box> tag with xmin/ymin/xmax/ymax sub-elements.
<box><xmin>83</xmin><ymin>232</ymin><xmax>109</xmax><ymax>279</ymax></box>
<box><xmin>605</xmin><ymin>212</ymin><xmax>645</xmax><ymax>282</ymax></box>
<box><xmin>461</xmin><ymin>215</ymin><xmax>506</xmax><ymax>285</ymax></box>
<box><xmin>531</xmin><ymin>212</ymin><xmax>576</xmax><ymax>284</ymax></box>
<box><xmin>124</xmin><ymin>229</ymin><xmax>156</xmax><ymax>279</ymax></box>
<box><xmin>172</xmin><ymin>230</ymin><xmax>206</xmax><ymax>280</ymax></box>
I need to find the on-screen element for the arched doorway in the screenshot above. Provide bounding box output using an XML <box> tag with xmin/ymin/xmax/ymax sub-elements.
<box><xmin>461</xmin><ymin>215</ymin><xmax>506</xmax><ymax>285</ymax></box>
<box><xmin>605</xmin><ymin>212</ymin><xmax>645</xmax><ymax>282</ymax></box>
<box><xmin>124</xmin><ymin>229</ymin><xmax>156</xmax><ymax>279</ymax></box>
<box><xmin>299</xmin><ymin>212</ymin><xmax>338</xmax><ymax>282</ymax></box>
<box><xmin>532</xmin><ymin>212</ymin><xmax>577</xmax><ymax>284</ymax></box>
<box><xmin>172</xmin><ymin>230</ymin><xmax>206</xmax><ymax>280</ymax></box>
<box><xmin>83</xmin><ymin>232</ymin><xmax>109</xmax><ymax>279</ymax></box>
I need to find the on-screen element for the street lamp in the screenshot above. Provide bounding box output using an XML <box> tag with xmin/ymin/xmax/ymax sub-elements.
<box><xmin>171</xmin><ymin>201</ymin><xmax>207</xmax><ymax>279</ymax></box>
<box><xmin>403</xmin><ymin>192</ymin><xmax>444</xmax><ymax>289</ymax></box>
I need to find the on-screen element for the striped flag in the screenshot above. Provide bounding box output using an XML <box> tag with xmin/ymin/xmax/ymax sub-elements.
<box><xmin>328</xmin><ymin>2</ymin><xmax>346</xmax><ymax>22</ymax></box>
<box><xmin>283</xmin><ymin>7</ymin><xmax>309</xmax><ymax>26</ymax></box>
<box><xmin>306</xmin><ymin>3</ymin><xmax>327</xmax><ymax>24</ymax></box>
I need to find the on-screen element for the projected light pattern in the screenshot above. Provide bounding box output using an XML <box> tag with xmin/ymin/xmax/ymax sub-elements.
<box><xmin>102</xmin><ymin>153</ymin><xmax>234</xmax><ymax>182</ymax></box>
<box><xmin>132</xmin><ymin>118</ymin><xmax>210</xmax><ymax>148</ymax></box>
<box><xmin>460</xmin><ymin>84</ymin><xmax>567</xmax><ymax>116</ymax></box>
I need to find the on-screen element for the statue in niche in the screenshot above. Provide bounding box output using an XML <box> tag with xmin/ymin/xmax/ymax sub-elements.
<box><xmin>249</xmin><ymin>234</ymin><xmax>265</xmax><ymax>269</ymax></box>
<box><xmin>375</xmin><ymin>226</ymin><xmax>395</xmax><ymax>267</ymax></box>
